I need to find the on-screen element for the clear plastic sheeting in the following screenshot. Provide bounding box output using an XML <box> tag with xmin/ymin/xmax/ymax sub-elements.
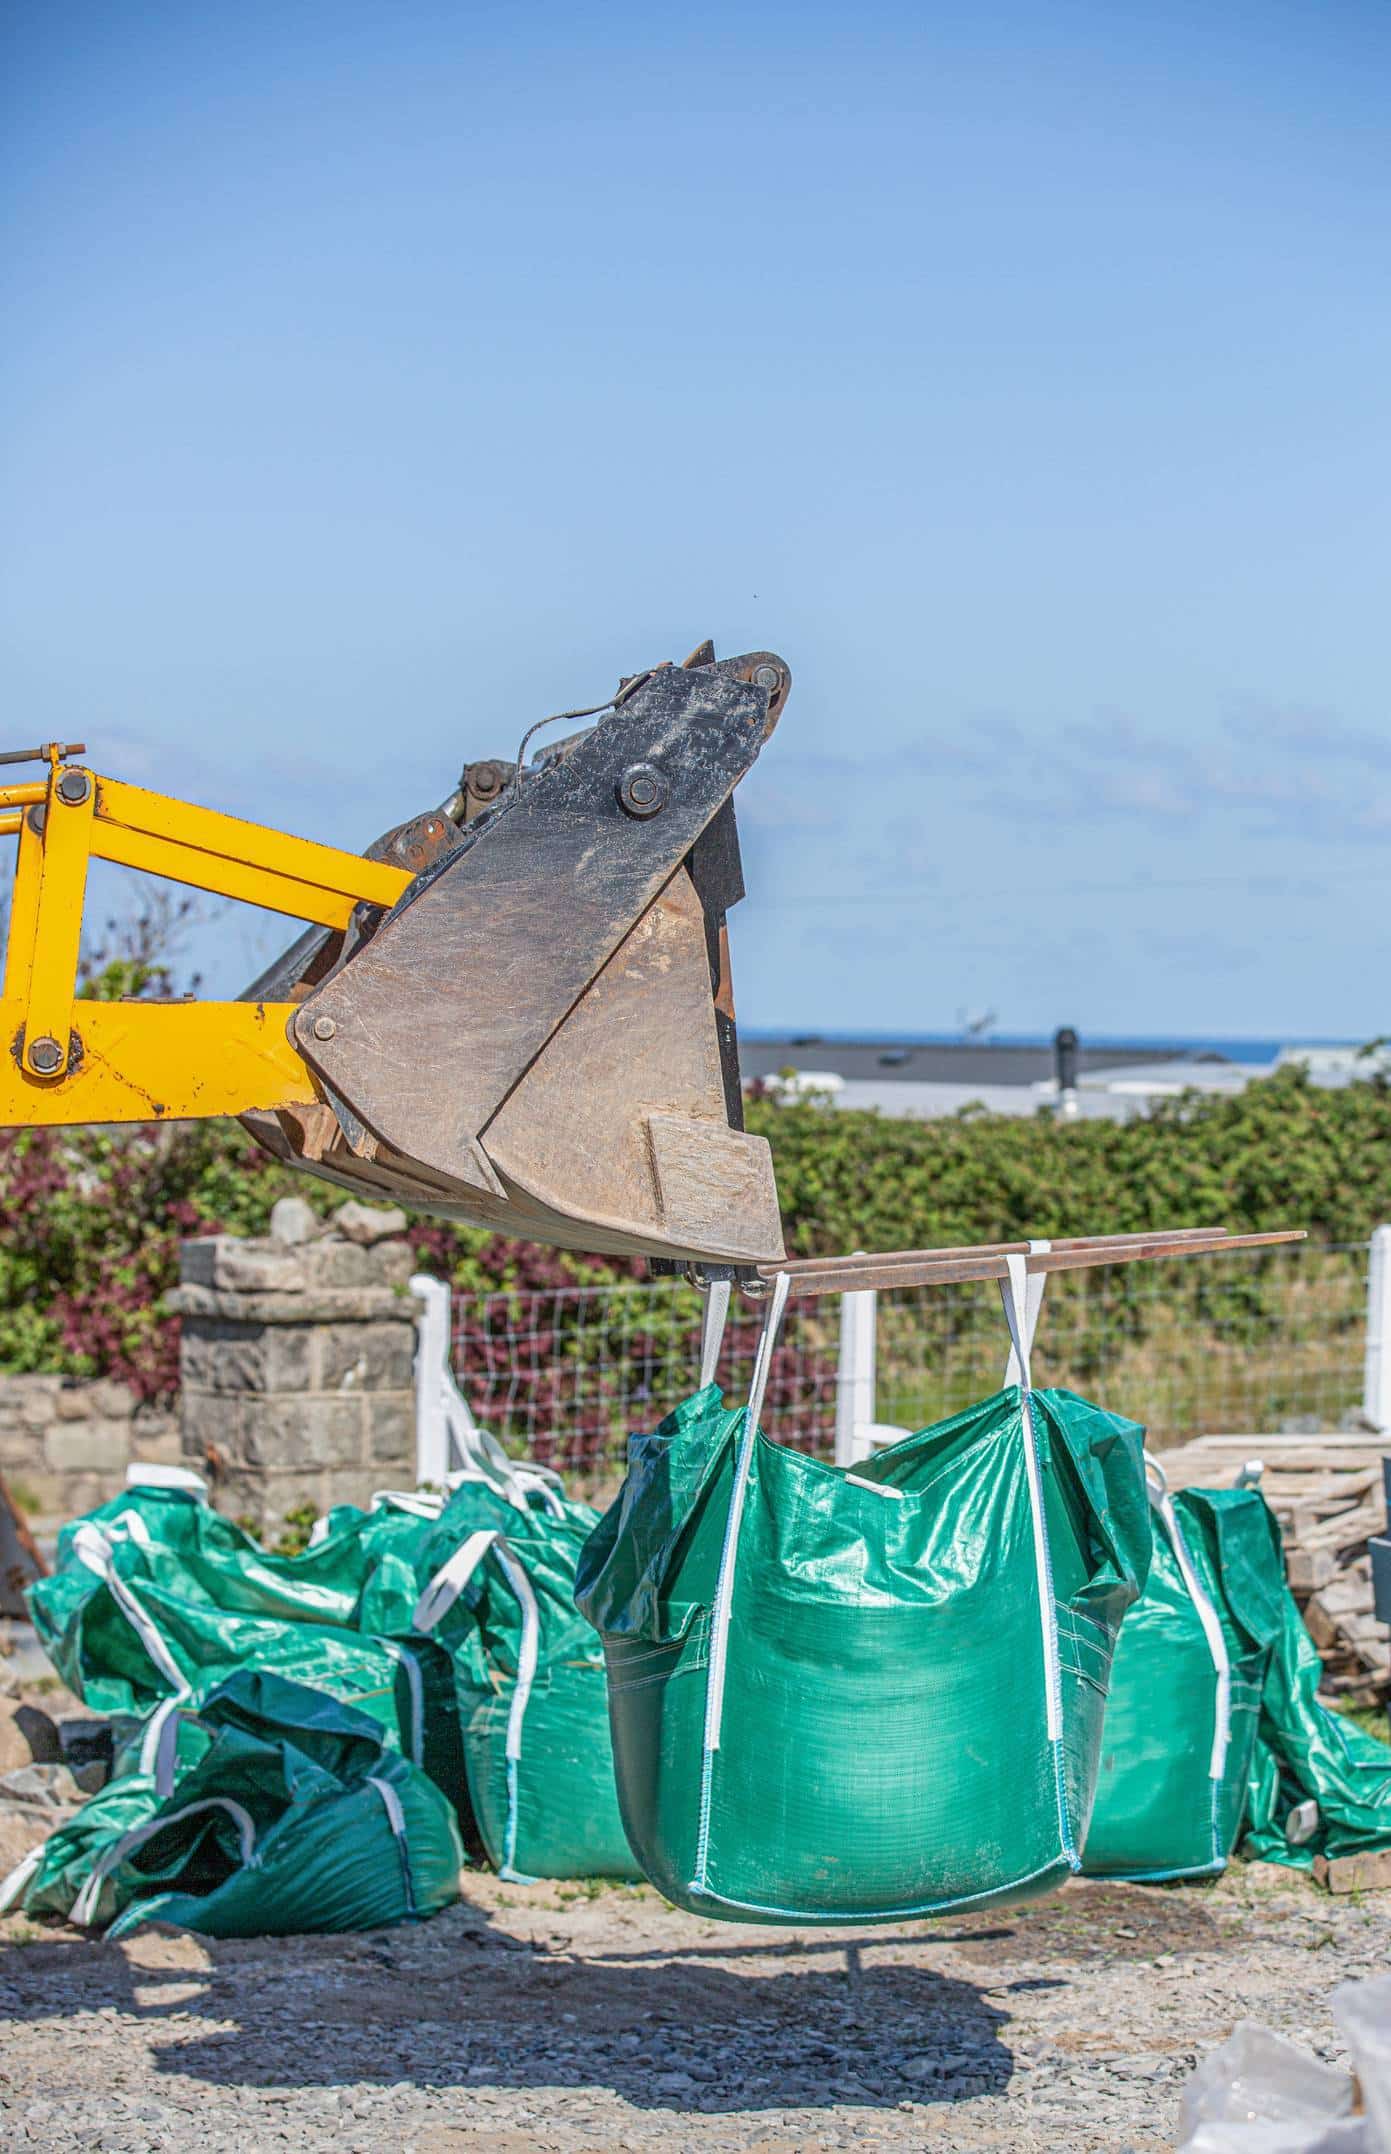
<box><xmin>1177</xmin><ymin>1976</ymin><xmax>1391</xmax><ymax>2154</ymax></box>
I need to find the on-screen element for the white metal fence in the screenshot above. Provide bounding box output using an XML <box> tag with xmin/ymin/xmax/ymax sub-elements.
<box><xmin>410</xmin><ymin>1233</ymin><xmax>1390</xmax><ymax>1489</ymax></box>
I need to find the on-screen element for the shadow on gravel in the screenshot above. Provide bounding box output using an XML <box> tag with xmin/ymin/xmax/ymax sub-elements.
<box><xmin>1</xmin><ymin>1911</ymin><xmax>1016</xmax><ymax>2115</ymax></box>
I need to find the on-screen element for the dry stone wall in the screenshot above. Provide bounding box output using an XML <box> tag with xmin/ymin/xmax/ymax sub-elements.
<box><xmin>0</xmin><ymin>1377</ymin><xmax>180</xmax><ymax>1531</ymax></box>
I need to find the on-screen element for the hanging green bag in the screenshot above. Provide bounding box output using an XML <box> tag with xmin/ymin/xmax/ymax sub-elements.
<box><xmin>576</xmin><ymin>1260</ymin><xmax>1150</xmax><ymax>1925</ymax></box>
<box><xmin>1083</xmin><ymin>1465</ymin><xmax>1268</xmax><ymax>1880</ymax></box>
<box><xmin>411</xmin><ymin>1479</ymin><xmax>639</xmax><ymax>1880</ymax></box>
<box><xmin>0</xmin><ymin>1671</ymin><xmax>463</xmax><ymax>1937</ymax></box>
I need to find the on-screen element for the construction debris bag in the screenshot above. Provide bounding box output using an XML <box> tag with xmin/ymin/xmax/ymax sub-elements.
<box><xmin>32</xmin><ymin>1482</ymin><xmax>435</xmax><ymax>1644</ymax></box>
<box><xmin>576</xmin><ymin>1261</ymin><xmax>1151</xmax><ymax>1924</ymax></box>
<box><xmin>29</xmin><ymin>1499</ymin><xmax>462</xmax><ymax>1795</ymax></box>
<box><xmin>1</xmin><ymin>1671</ymin><xmax>462</xmax><ymax>1936</ymax></box>
<box><xmin>411</xmin><ymin>1477</ymin><xmax>639</xmax><ymax>1880</ymax></box>
<box><xmin>1083</xmin><ymin>1469</ymin><xmax>1268</xmax><ymax>1880</ymax></box>
<box><xmin>1207</xmin><ymin>1493</ymin><xmax>1391</xmax><ymax>1869</ymax></box>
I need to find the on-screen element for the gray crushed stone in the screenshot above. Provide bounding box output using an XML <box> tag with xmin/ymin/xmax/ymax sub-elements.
<box><xmin>1</xmin><ymin>1864</ymin><xmax>1387</xmax><ymax>2150</ymax></box>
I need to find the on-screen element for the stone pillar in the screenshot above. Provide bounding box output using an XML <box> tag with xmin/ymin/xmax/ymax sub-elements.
<box><xmin>171</xmin><ymin>1205</ymin><xmax>417</xmax><ymax>1540</ymax></box>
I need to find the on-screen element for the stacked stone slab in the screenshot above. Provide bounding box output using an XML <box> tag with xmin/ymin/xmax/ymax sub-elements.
<box><xmin>171</xmin><ymin>1208</ymin><xmax>417</xmax><ymax>1541</ymax></box>
<box><xmin>0</xmin><ymin>1377</ymin><xmax>180</xmax><ymax>1532</ymax></box>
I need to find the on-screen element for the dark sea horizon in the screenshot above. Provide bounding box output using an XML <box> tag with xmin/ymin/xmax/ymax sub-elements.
<box><xmin>740</xmin><ymin>1029</ymin><xmax>1361</xmax><ymax>1068</ymax></box>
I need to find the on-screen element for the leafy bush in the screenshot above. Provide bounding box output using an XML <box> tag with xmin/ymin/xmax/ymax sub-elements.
<box><xmin>0</xmin><ymin>1065</ymin><xmax>1385</xmax><ymax>1404</ymax></box>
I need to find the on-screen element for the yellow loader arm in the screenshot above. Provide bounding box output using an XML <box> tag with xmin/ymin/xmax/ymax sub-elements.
<box><xmin>0</xmin><ymin>743</ymin><xmax>409</xmax><ymax>1125</ymax></box>
<box><xmin>0</xmin><ymin>645</ymin><xmax>791</xmax><ymax>1270</ymax></box>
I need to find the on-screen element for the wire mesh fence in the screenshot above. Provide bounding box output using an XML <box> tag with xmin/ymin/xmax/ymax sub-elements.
<box><xmin>450</xmin><ymin>1240</ymin><xmax>1372</xmax><ymax>1486</ymax></box>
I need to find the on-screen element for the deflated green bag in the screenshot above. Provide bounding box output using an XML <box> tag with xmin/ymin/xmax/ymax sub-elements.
<box><xmin>0</xmin><ymin>1671</ymin><xmax>463</xmax><ymax>1936</ymax></box>
<box><xmin>28</xmin><ymin>1493</ymin><xmax>460</xmax><ymax>1796</ymax></box>
<box><xmin>1083</xmin><ymin>1467</ymin><xmax>1268</xmax><ymax>1880</ymax></box>
<box><xmin>411</xmin><ymin>1479</ymin><xmax>639</xmax><ymax>1881</ymax></box>
<box><xmin>576</xmin><ymin>1260</ymin><xmax>1150</xmax><ymax>1925</ymax></box>
<box><xmin>1217</xmin><ymin>1495</ymin><xmax>1391</xmax><ymax>1869</ymax></box>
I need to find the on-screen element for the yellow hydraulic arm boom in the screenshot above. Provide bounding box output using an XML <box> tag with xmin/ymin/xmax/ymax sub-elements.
<box><xmin>0</xmin><ymin>742</ymin><xmax>410</xmax><ymax>1126</ymax></box>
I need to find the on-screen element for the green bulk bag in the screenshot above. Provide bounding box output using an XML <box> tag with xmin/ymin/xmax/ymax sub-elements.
<box><xmin>1202</xmin><ymin>1493</ymin><xmax>1391</xmax><ymax>1869</ymax></box>
<box><xmin>0</xmin><ymin>1672</ymin><xmax>463</xmax><ymax>1937</ymax></box>
<box><xmin>1083</xmin><ymin>1466</ymin><xmax>1268</xmax><ymax>1880</ymax></box>
<box><xmin>32</xmin><ymin>1482</ymin><xmax>435</xmax><ymax>1641</ymax></box>
<box><xmin>411</xmin><ymin>1479</ymin><xmax>639</xmax><ymax>1881</ymax></box>
<box><xmin>29</xmin><ymin>1504</ymin><xmax>461</xmax><ymax>1798</ymax></box>
<box><xmin>576</xmin><ymin>1261</ymin><xmax>1150</xmax><ymax>1925</ymax></box>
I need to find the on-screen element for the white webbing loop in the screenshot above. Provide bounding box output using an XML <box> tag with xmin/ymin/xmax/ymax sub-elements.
<box><xmin>699</xmin><ymin>1278</ymin><xmax>732</xmax><ymax>1392</ymax></box>
<box><xmin>70</xmin><ymin>1796</ymin><xmax>258</xmax><ymax>1930</ymax></box>
<box><xmin>72</xmin><ymin>1523</ymin><xmax>193</xmax><ymax>1761</ymax></box>
<box><xmin>0</xmin><ymin>1843</ymin><xmax>43</xmax><ymax>1915</ymax></box>
<box><xmin>999</xmin><ymin>1253</ymin><xmax>1064</xmax><ymax>1747</ymax></box>
<box><xmin>1143</xmin><ymin>1450</ymin><xmax>1233</xmax><ymax>1783</ymax></box>
<box><xmin>702</xmin><ymin>1271</ymin><xmax>792</xmax><ymax>1757</ymax></box>
<box><xmin>367</xmin><ymin>1773</ymin><xmax>416</xmax><ymax>1915</ymax></box>
<box><xmin>1002</xmin><ymin>1240</ymin><xmax>1051</xmax><ymax>1389</ymax></box>
<box><xmin>411</xmin><ymin>1529</ymin><xmax>540</xmax><ymax>1765</ymax></box>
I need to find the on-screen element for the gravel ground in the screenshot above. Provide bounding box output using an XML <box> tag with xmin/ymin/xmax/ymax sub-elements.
<box><xmin>2</xmin><ymin>1855</ymin><xmax>1388</xmax><ymax>2152</ymax></box>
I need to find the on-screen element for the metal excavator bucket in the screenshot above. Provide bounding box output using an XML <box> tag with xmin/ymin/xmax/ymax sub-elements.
<box><xmin>242</xmin><ymin>645</ymin><xmax>790</xmax><ymax>1270</ymax></box>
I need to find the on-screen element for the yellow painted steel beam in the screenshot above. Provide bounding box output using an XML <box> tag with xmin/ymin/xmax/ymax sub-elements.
<box><xmin>2</xmin><ymin>810</ymin><xmax>43</xmax><ymax>1002</ymax></box>
<box><xmin>92</xmin><ymin>776</ymin><xmax>410</xmax><ymax>926</ymax></box>
<box><xmin>25</xmin><ymin>777</ymin><xmax>95</xmax><ymax>1076</ymax></box>
<box><xmin>0</xmin><ymin>783</ymin><xmax>48</xmax><ymax>812</ymax></box>
<box><xmin>0</xmin><ymin>999</ymin><xmax>319</xmax><ymax>1124</ymax></box>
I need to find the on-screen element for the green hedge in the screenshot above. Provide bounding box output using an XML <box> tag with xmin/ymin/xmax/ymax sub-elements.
<box><xmin>0</xmin><ymin>1065</ymin><xmax>1383</xmax><ymax>1401</ymax></box>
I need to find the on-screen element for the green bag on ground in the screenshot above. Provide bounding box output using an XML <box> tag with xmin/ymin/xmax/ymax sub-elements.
<box><xmin>0</xmin><ymin>1671</ymin><xmax>463</xmax><ymax>1937</ymax></box>
<box><xmin>411</xmin><ymin>1477</ymin><xmax>639</xmax><ymax>1881</ymax></box>
<box><xmin>1207</xmin><ymin>1493</ymin><xmax>1391</xmax><ymax>1869</ymax></box>
<box><xmin>1083</xmin><ymin>1468</ymin><xmax>1268</xmax><ymax>1880</ymax></box>
<box><xmin>31</xmin><ymin>1483</ymin><xmax>434</xmax><ymax>1645</ymax></box>
<box><xmin>28</xmin><ymin>1501</ymin><xmax>461</xmax><ymax>1797</ymax></box>
<box><xmin>575</xmin><ymin>1262</ymin><xmax>1150</xmax><ymax>1925</ymax></box>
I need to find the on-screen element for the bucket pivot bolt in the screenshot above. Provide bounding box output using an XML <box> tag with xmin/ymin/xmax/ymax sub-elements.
<box><xmin>28</xmin><ymin>1036</ymin><xmax>65</xmax><ymax>1075</ymax></box>
<box><xmin>616</xmin><ymin>763</ymin><xmax>668</xmax><ymax>819</ymax></box>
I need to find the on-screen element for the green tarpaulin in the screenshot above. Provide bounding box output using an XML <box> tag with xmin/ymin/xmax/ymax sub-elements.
<box><xmin>1083</xmin><ymin>1470</ymin><xmax>1267</xmax><ymax>1880</ymax></box>
<box><xmin>576</xmin><ymin>1261</ymin><xmax>1150</xmax><ymax>1925</ymax></box>
<box><xmin>2</xmin><ymin>1672</ymin><xmax>463</xmax><ymax>1937</ymax></box>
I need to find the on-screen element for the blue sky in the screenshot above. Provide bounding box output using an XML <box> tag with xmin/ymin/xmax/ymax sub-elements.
<box><xmin>4</xmin><ymin>1</ymin><xmax>1389</xmax><ymax>1039</ymax></box>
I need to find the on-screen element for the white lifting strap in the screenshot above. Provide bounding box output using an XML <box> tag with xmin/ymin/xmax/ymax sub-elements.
<box><xmin>1002</xmin><ymin>1239</ymin><xmax>1051</xmax><ymax>1389</ymax></box>
<box><xmin>1144</xmin><ymin>1452</ymin><xmax>1233</xmax><ymax>1784</ymax></box>
<box><xmin>411</xmin><ymin>1529</ymin><xmax>540</xmax><ymax>1766</ymax></box>
<box><xmin>699</xmin><ymin>1278</ymin><xmax>732</xmax><ymax>1392</ymax></box>
<box><xmin>702</xmin><ymin>1270</ymin><xmax>791</xmax><ymax>1757</ymax></box>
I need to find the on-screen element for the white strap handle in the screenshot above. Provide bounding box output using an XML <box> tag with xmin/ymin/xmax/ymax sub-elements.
<box><xmin>412</xmin><ymin>1529</ymin><xmax>539</xmax><ymax>1766</ymax></box>
<box><xmin>699</xmin><ymin>1278</ymin><xmax>731</xmax><ymax>1391</ymax></box>
<box><xmin>1000</xmin><ymin>1240</ymin><xmax>1051</xmax><ymax>1390</ymax></box>
<box><xmin>1142</xmin><ymin>1452</ymin><xmax>1233</xmax><ymax>1781</ymax></box>
<box><xmin>702</xmin><ymin>1271</ymin><xmax>792</xmax><ymax>1757</ymax></box>
<box><xmin>72</xmin><ymin>1523</ymin><xmax>192</xmax><ymax>1761</ymax></box>
<box><xmin>0</xmin><ymin>1843</ymin><xmax>43</xmax><ymax>1915</ymax></box>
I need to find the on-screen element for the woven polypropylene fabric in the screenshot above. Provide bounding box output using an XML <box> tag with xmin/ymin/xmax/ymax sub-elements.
<box><xmin>577</xmin><ymin>1381</ymin><xmax>1149</xmax><ymax>1925</ymax></box>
